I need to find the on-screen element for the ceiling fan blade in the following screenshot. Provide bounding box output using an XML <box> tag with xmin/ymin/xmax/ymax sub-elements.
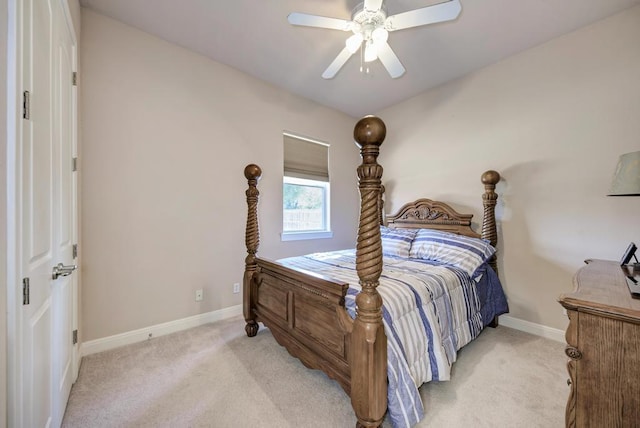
<box><xmin>322</xmin><ymin>47</ymin><xmax>355</xmax><ymax>79</ymax></box>
<box><xmin>385</xmin><ymin>0</ymin><xmax>462</xmax><ymax>31</ymax></box>
<box><xmin>288</xmin><ymin>12</ymin><xmax>352</xmax><ymax>31</ymax></box>
<box><xmin>363</xmin><ymin>0</ymin><xmax>383</xmax><ymax>12</ymax></box>
<box><xmin>376</xmin><ymin>42</ymin><xmax>405</xmax><ymax>78</ymax></box>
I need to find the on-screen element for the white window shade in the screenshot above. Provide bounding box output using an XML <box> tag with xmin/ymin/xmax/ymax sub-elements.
<box><xmin>284</xmin><ymin>134</ymin><xmax>329</xmax><ymax>182</ymax></box>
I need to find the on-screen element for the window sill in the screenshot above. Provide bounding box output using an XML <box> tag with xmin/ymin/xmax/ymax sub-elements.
<box><xmin>281</xmin><ymin>231</ymin><xmax>333</xmax><ymax>242</ymax></box>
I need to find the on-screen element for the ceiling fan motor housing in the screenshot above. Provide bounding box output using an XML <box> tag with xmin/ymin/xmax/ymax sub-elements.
<box><xmin>351</xmin><ymin>3</ymin><xmax>388</xmax><ymax>38</ymax></box>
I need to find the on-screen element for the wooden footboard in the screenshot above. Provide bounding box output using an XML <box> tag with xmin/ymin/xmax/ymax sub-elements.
<box><xmin>242</xmin><ymin>116</ymin><xmax>501</xmax><ymax>428</ymax></box>
<box><xmin>251</xmin><ymin>257</ymin><xmax>353</xmax><ymax>393</ymax></box>
<box><xmin>243</xmin><ymin>117</ymin><xmax>388</xmax><ymax>427</ymax></box>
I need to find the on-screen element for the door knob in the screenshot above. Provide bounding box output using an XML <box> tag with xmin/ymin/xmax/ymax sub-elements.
<box><xmin>52</xmin><ymin>263</ymin><xmax>77</xmax><ymax>280</ymax></box>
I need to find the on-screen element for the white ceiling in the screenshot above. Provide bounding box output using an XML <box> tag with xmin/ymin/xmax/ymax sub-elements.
<box><xmin>79</xmin><ymin>0</ymin><xmax>640</xmax><ymax>118</ymax></box>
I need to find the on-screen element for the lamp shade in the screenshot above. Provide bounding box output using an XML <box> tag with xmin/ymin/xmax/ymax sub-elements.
<box><xmin>608</xmin><ymin>151</ymin><xmax>640</xmax><ymax>196</ymax></box>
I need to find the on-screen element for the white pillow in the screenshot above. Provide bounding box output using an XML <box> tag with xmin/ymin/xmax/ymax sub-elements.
<box><xmin>380</xmin><ymin>226</ymin><xmax>417</xmax><ymax>258</ymax></box>
<box><xmin>409</xmin><ymin>228</ymin><xmax>495</xmax><ymax>277</ymax></box>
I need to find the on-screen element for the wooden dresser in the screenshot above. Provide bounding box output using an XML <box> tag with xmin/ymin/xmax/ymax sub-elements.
<box><xmin>559</xmin><ymin>259</ymin><xmax>640</xmax><ymax>427</ymax></box>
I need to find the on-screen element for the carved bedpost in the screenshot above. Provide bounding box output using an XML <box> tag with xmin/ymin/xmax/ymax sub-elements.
<box><xmin>481</xmin><ymin>170</ymin><xmax>501</xmax><ymax>274</ymax></box>
<box><xmin>351</xmin><ymin>116</ymin><xmax>387</xmax><ymax>428</ymax></box>
<box><xmin>244</xmin><ymin>164</ymin><xmax>262</xmax><ymax>338</ymax></box>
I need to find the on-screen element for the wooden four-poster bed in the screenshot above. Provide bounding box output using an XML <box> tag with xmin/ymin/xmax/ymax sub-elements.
<box><xmin>242</xmin><ymin>116</ymin><xmax>506</xmax><ymax>428</ymax></box>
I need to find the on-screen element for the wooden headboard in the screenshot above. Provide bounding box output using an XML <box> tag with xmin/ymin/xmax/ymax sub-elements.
<box><xmin>385</xmin><ymin>198</ymin><xmax>480</xmax><ymax>238</ymax></box>
<box><xmin>382</xmin><ymin>170</ymin><xmax>501</xmax><ymax>272</ymax></box>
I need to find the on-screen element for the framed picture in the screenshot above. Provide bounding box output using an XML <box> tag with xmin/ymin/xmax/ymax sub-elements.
<box><xmin>620</xmin><ymin>242</ymin><xmax>637</xmax><ymax>266</ymax></box>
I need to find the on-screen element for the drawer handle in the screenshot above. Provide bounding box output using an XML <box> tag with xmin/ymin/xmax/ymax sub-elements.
<box><xmin>565</xmin><ymin>346</ymin><xmax>582</xmax><ymax>360</ymax></box>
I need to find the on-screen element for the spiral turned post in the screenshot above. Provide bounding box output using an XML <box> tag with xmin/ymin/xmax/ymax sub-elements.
<box><xmin>351</xmin><ymin>116</ymin><xmax>387</xmax><ymax>428</ymax></box>
<box><xmin>481</xmin><ymin>170</ymin><xmax>500</xmax><ymax>274</ymax></box>
<box><xmin>244</xmin><ymin>164</ymin><xmax>262</xmax><ymax>337</ymax></box>
<box><xmin>378</xmin><ymin>185</ymin><xmax>386</xmax><ymax>226</ymax></box>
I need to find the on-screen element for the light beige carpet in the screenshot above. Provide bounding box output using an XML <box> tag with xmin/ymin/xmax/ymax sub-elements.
<box><xmin>62</xmin><ymin>316</ymin><xmax>567</xmax><ymax>427</ymax></box>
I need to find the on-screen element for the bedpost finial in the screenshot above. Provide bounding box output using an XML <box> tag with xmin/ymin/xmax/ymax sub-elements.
<box><xmin>481</xmin><ymin>170</ymin><xmax>500</xmax><ymax>185</ymax></box>
<box><xmin>244</xmin><ymin>164</ymin><xmax>262</xmax><ymax>180</ymax></box>
<box><xmin>353</xmin><ymin>116</ymin><xmax>386</xmax><ymax>149</ymax></box>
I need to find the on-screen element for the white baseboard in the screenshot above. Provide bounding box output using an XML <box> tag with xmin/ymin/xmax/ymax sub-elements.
<box><xmin>80</xmin><ymin>305</ymin><xmax>243</xmax><ymax>356</ymax></box>
<box><xmin>80</xmin><ymin>306</ymin><xmax>564</xmax><ymax>356</ymax></box>
<box><xmin>499</xmin><ymin>315</ymin><xmax>566</xmax><ymax>343</ymax></box>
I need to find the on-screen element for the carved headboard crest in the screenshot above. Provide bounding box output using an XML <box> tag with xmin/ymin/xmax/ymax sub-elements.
<box><xmin>385</xmin><ymin>198</ymin><xmax>479</xmax><ymax>238</ymax></box>
<box><xmin>402</xmin><ymin>207</ymin><xmax>456</xmax><ymax>222</ymax></box>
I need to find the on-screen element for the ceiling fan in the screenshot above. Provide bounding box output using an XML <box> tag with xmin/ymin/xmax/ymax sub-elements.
<box><xmin>288</xmin><ymin>0</ymin><xmax>462</xmax><ymax>79</ymax></box>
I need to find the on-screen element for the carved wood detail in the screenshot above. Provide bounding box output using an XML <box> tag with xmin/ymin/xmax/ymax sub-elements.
<box><xmin>564</xmin><ymin>310</ymin><xmax>578</xmax><ymax>428</ymax></box>
<box><xmin>564</xmin><ymin>346</ymin><xmax>582</xmax><ymax>360</ymax></box>
<box><xmin>403</xmin><ymin>208</ymin><xmax>453</xmax><ymax>221</ymax></box>
<box><xmin>386</xmin><ymin>198</ymin><xmax>476</xmax><ymax>234</ymax></box>
<box><xmin>481</xmin><ymin>170</ymin><xmax>500</xmax><ymax>274</ymax></box>
<box><xmin>243</xmin><ymin>164</ymin><xmax>262</xmax><ymax>338</ymax></box>
<box><xmin>378</xmin><ymin>185</ymin><xmax>385</xmax><ymax>226</ymax></box>
<box><xmin>351</xmin><ymin>116</ymin><xmax>387</xmax><ymax>428</ymax></box>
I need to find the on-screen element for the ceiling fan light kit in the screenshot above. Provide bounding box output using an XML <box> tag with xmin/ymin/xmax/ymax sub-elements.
<box><xmin>346</xmin><ymin>33</ymin><xmax>364</xmax><ymax>53</ymax></box>
<box><xmin>288</xmin><ymin>0</ymin><xmax>462</xmax><ymax>79</ymax></box>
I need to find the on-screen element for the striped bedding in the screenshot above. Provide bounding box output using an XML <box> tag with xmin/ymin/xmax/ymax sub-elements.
<box><xmin>278</xmin><ymin>249</ymin><xmax>508</xmax><ymax>428</ymax></box>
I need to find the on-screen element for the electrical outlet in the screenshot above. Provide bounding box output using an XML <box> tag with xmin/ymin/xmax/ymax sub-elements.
<box><xmin>233</xmin><ymin>283</ymin><xmax>240</xmax><ymax>294</ymax></box>
<box><xmin>195</xmin><ymin>289</ymin><xmax>204</xmax><ymax>302</ymax></box>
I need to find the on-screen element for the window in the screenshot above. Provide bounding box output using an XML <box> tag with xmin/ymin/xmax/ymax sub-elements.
<box><xmin>283</xmin><ymin>176</ymin><xmax>329</xmax><ymax>232</ymax></box>
<box><xmin>282</xmin><ymin>133</ymin><xmax>332</xmax><ymax>241</ymax></box>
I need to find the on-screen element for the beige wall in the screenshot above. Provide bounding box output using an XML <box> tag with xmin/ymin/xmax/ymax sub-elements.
<box><xmin>1</xmin><ymin>0</ymin><xmax>8</xmax><ymax>423</ymax></box>
<box><xmin>81</xmin><ymin>5</ymin><xmax>640</xmax><ymax>342</ymax></box>
<box><xmin>80</xmin><ymin>10</ymin><xmax>360</xmax><ymax>341</ymax></box>
<box><xmin>68</xmin><ymin>0</ymin><xmax>80</xmax><ymax>32</ymax></box>
<box><xmin>377</xmin><ymin>6</ymin><xmax>640</xmax><ymax>330</ymax></box>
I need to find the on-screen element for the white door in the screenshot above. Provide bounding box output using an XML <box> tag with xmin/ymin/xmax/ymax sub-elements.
<box><xmin>16</xmin><ymin>0</ymin><xmax>77</xmax><ymax>426</ymax></box>
<box><xmin>51</xmin><ymin>1</ymin><xmax>77</xmax><ymax>425</ymax></box>
<box><xmin>19</xmin><ymin>0</ymin><xmax>55</xmax><ymax>425</ymax></box>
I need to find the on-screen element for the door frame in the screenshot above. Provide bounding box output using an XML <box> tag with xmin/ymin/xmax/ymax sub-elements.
<box><xmin>2</xmin><ymin>0</ymin><xmax>13</xmax><ymax>425</ymax></box>
<box><xmin>6</xmin><ymin>0</ymin><xmax>19</xmax><ymax>423</ymax></box>
<box><xmin>4</xmin><ymin>0</ymin><xmax>80</xmax><ymax>425</ymax></box>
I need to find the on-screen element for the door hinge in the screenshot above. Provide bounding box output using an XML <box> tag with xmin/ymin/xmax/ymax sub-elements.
<box><xmin>23</xmin><ymin>278</ymin><xmax>30</xmax><ymax>305</ymax></box>
<box><xmin>72</xmin><ymin>157</ymin><xmax>78</xmax><ymax>172</ymax></box>
<box><xmin>72</xmin><ymin>71</ymin><xmax>77</xmax><ymax>86</ymax></box>
<box><xmin>23</xmin><ymin>91</ymin><xmax>30</xmax><ymax>120</ymax></box>
<box><xmin>72</xmin><ymin>329</ymin><xmax>78</xmax><ymax>345</ymax></box>
<box><xmin>72</xmin><ymin>244</ymin><xmax>78</xmax><ymax>259</ymax></box>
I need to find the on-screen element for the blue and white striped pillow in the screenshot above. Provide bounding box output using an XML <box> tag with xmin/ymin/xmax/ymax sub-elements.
<box><xmin>380</xmin><ymin>226</ymin><xmax>417</xmax><ymax>258</ymax></box>
<box><xmin>409</xmin><ymin>228</ymin><xmax>495</xmax><ymax>277</ymax></box>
